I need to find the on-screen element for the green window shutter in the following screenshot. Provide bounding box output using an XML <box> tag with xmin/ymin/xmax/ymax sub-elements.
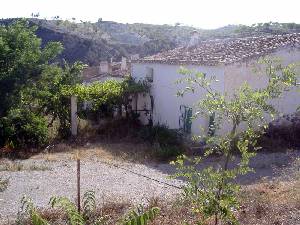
<box><xmin>186</xmin><ymin>108</ymin><xmax>192</xmax><ymax>134</ymax></box>
<box><xmin>179</xmin><ymin>105</ymin><xmax>192</xmax><ymax>134</ymax></box>
<box><xmin>208</xmin><ymin>112</ymin><xmax>216</xmax><ymax>136</ymax></box>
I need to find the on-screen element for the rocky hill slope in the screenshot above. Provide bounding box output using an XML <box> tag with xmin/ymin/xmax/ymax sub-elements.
<box><xmin>2</xmin><ymin>18</ymin><xmax>300</xmax><ymax>65</ymax></box>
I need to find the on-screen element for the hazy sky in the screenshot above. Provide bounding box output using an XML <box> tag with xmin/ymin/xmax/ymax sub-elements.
<box><xmin>1</xmin><ymin>0</ymin><xmax>300</xmax><ymax>29</ymax></box>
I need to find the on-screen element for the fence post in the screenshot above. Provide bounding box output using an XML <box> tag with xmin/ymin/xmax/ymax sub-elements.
<box><xmin>71</xmin><ymin>96</ymin><xmax>78</xmax><ymax>136</ymax></box>
<box><xmin>77</xmin><ymin>158</ymin><xmax>81</xmax><ymax>212</ymax></box>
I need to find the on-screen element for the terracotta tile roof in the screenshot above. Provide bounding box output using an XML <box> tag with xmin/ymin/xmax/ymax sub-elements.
<box><xmin>82</xmin><ymin>63</ymin><xmax>130</xmax><ymax>83</ymax></box>
<box><xmin>134</xmin><ymin>33</ymin><xmax>300</xmax><ymax>66</ymax></box>
<box><xmin>82</xmin><ymin>66</ymin><xmax>99</xmax><ymax>80</ymax></box>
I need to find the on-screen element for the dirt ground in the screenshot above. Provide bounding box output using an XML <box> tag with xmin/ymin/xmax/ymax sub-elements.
<box><xmin>0</xmin><ymin>142</ymin><xmax>299</xmax><ymax>224</ymax></box>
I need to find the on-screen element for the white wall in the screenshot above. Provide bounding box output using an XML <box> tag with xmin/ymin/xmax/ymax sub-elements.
<box><xmin>131</xmin><ymin>63</ymin><xmax>225</xmax><ymax>135</ymax></box>
<box><xmin>132</xmin><ymin>47</ymin><xmax>300</xmax><ymax>137</ymax></box>
<box><xmin>224</xmin><ymin>47</ymin><xmax>300</xmax><ymax>117</ymax></box>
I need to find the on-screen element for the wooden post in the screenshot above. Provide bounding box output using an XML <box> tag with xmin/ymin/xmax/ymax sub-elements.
<box><xmin>135</xmin><ymin>93</ymin><xmax>138</xmax><ymax>113</ymax></box>
<box><xmin>71</xmin><ymin>96</ymin><xmax>78</xmax><ymax>136</ymax></box>
<box><xmin>77</xmin><ymin>158</ymin><xmax>81</xmax><ymax>212</ymax></box>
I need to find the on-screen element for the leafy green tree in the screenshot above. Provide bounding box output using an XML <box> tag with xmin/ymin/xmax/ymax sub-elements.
<box><xmin>0</xmin><ymin>19</ymin><xmax>64</xmax><ymax>148</ymax></box>
<box><xmin>22</xmin><ymin>61</ymin><xmax>85</xmax><ymax>138</ymax></box>
<box><xmin>0</xmin><ymin>108</ymin><xmax>49</xmax><ymax>149</ymax></box>
<box><xmin>0</xmin><ymin>19</ymin><xmax>87</xmax><ymax>148</ymax></box>
<box><xmin>173</xmin><ymin>58</ymin><xmax>298</xmax><ymax>225</ymax></box>
<box><xmin>0</xmin><ymin>19</ymin><xmax>63</xmax><ymax>117</ymax></box>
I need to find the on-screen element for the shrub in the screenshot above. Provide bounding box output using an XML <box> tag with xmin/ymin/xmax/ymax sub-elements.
<box><xmin>96</xmin><ymin>117</ymin><xmax>142</xmax><ymax>140</ymax></box>
<box><xmin>139</xmin><ymin>124</ymin><xmax>184</xmax><ymax>160</ymax></box>
<box><xmin>19</xmin><ymin>191</ymin><xmax>159</xmax><ymax>225</ymax></box>
<box><xmin>0</xmin><ymin>108</ymin><xmax>48</xmax><ymax>150</ymax></box>
<box><xmin>139</xmin><ymin>124</ymin><xmax>182</xmax><ymax>145</ymax></box>
<box><xmin>123</xmin><ymin>205</ymin><xmax>160</xmax><ymax>225</ymax></box>
<box><xmin>260</xmin><ymin>114</ymin><xmax>300</xmax><ymax>150</ymax></box>
<box><xmin>155</xmin><ymin>145</ymin><xmax>184</xmax><ymax>161</ymax></box>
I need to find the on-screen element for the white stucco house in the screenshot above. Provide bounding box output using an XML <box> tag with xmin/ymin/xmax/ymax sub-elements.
<box><xmin>130</xmin><ymin>33</ymin><xmax>300</xmax><ymax>135</ymax></box>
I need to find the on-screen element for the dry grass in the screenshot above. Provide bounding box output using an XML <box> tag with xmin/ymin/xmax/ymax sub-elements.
<box><xmin>148</xmin><ymin>199</ymin><xmax>203</xmax><ymax>225</ymax></box>
<box><xmin>43</xmin><ymin>153</ymin><xmax>58</xmax><ymax>162</ymax></box>
<box><xmin>237</xmin><ymin>158</ymin><xmax>300</xmax><ymax>225</ymax></box>
<box><xmin>149</xmin><ymin>177</ymin><xmax>300</xmax><ymax>225</ymax></box>
<box><xmin>238</xmin><ymin>180</ymin><xmax>300</xmax><ymax>225</ymax></box>
<box><xmin>42</xmin><ymin>202</ymin><xmax>130</xmax><ymax>225</ymax></box>
<box><xmin>13</xmin><ymin>197</ymin><xmax>198</xmax><ymax>225</ymax></box>
<box><xmin>0</xmin><ymin>161</ymin><xmax>24</xmax><ymax>172</ymax></box>
<box><xmin>0</xmin><ymin>160</ymin><xmax>50</xmax><ymax>172</ymax></box>
<box><xmin>37</xmin><ymin>141</ymin><xmax>154</xmax><ymax>163</ymax></box>
<box><xmin>0</xmin><ymin>177</ymin><xmax>9</xmax><ymax>192</ymax></box>
<box><xmin>13</xmin><ymin>201</ymin><xmax>131</xmax><ymax>225</ymax></box>
<box><xmin>152</xmin><ymin>157</ymin><xmax>300</xmax><ymax>225</ymax></box>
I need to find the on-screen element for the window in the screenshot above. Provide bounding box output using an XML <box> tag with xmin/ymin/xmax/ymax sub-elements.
<box><xmin>146</xmin><ymin>67</ymin><xmax>154</xmax><ymax>82</ymax></box>
<box><xmin>208</xmin><ymin>112</ymin><xmax>216</xmax><ymax>136</ymax></box>
<box><xmin>179</xmin><ymin>105</ymin><xmax>192</xmax><ymax>134</ymax></box>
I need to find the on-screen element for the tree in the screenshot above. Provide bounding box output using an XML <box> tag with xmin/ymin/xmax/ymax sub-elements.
<box><xmin>0</xmin><ymin>108</ymin><xmax>49</xmax><ymax>149</ymax></box>
<box><xmin>172</xmin><ymin>58</ymin><xmax>298</xmax><ymax>225</ymax></box>
<box><xmin>0</xmin><ymin>19</ymin><xmax>87</xmax><ymax>149</ymax></box>
<box><xmin>0</xmin><ymin>19</ymin><xmax>63</xmax><ymax>117</ymax></box>
<box><xmin>22</xmin><ymin>61</ymin><xmax>86</xmax><ymax>138</ymax></box>
<box><xmin>0</xmin><ymin>19</ymin><xmax>65</xmax><ymax>149</ymax></box>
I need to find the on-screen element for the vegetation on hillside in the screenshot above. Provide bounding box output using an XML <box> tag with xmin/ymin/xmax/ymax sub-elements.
<box><xmin>2</xmin><ymin>18</ymin><xmax>300</xmax><ymax>66</ymax></box>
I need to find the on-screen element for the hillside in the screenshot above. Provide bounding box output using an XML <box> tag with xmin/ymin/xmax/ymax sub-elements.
<box><xmin>2</xmin><ymin>18</ymin><xmax>300</xmax><ymax>65</ymax></box>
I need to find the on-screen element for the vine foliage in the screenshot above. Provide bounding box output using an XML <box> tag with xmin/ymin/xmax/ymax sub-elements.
<box><xmin>62</xmin><ymin>77</ymin><xmax>150</xmax><ymax>110</ymax></box>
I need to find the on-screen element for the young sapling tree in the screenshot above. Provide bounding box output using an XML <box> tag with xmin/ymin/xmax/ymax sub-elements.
<box><xmin>172</xmin><ymin>58</ymin><xmax>298</xmax><ymax>225</ymax></box>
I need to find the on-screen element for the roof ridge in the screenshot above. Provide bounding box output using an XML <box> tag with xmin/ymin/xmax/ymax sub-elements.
<box><xmin>136</xmin><ymin>33</ymin><xmax>300</xmax><ymax>66</ymax></box>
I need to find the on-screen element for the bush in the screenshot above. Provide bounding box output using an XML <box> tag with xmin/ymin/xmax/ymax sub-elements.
<box><xmin>155</xmin><ymin>145</ymin><xmax>183</xmax><ymax>161</ymax></box>
<box><xmin>19</xmin><ymin>191</ymin><xmax>160</xmax><ymax>225</ymax></box>
<box><xmin>96</xmin><ymin>117</ymin><xmax>142</xmax><ymax>140</ymax></box>
<box><xmin>0</xmin><ymin>108</ymin><xmax>49</xmax><ymax>150</ymax></box>
<box><xmin>139</xmin><ymin>124</ymin><xmax>184</xmax><ymax>160</ymax></box>
<box><xmin>260</xmin><ymin>114</ymin><xmax>300</xmax><ymax>150</ymax></box>
<box><xmin>139</xmin><ymin>124</ymin><xmax>182</xmax><ymax>145</ymax></box>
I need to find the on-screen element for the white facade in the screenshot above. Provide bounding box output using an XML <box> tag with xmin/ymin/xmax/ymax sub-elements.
<box><xmin>131</xmin><ymin>48</ymin><xmax>300</xmax><ymax>136</ymax></box>
<box><xmin>224</xmin><ymin>48</ymin><xmax>300</xmax><ymax>115</ymax></box>
<box><xmin>131</xmin><ymin>63</ymin><xmax>225</xmax><ymax>135</ymax></box>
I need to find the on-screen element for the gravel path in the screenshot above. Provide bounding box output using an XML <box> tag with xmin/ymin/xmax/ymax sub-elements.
<box><xmin>0</xmin><ymin>150</ymin><xmax>299</xmax><ymax>224</ymax></box>
<box><xmin>0</xmin><ymin>159</ymin><xmax>183</xmax><ymax>223</ymax></box>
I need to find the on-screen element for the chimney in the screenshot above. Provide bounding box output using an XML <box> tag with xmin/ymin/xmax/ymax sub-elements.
<box><xmin>99</xmin><ymin>61</ymin><xmax>112</xmax><ymax>74</ymax></box>
<box><xmin>121</xmin><ymin>57</ymin><xmax>127</xmax><ymax>70</ymax></box>
<box><xmin>188</xmin><ymin>30</ymin><xmax>201</xmax><ymax>47</ymax></box>
<box><xmin>130</xmin><ymin>54</ymin><xmax>140</xmax><ymax>60</ymax></box>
